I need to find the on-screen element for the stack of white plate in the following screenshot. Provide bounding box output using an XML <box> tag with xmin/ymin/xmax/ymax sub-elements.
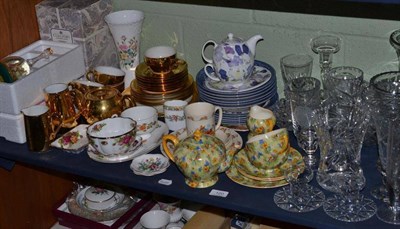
<box><xmin>196</xmin><ymin>60</ymin><xmax>278</xmax><ymax>130</ymax></box>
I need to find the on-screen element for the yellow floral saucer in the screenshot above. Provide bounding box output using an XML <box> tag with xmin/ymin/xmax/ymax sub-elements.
<box><xmin>225</xmin><ymin>163</ymin><xmax>288</xmax><ymax>189</ymax></box>
<box><xmin>232</xmin><ymin>148</ymin><xmax>305</xmax><ymax>182</ymax></box>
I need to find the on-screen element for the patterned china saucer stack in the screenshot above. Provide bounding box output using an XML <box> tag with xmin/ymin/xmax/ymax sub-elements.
<box><xmin>196</xmin><ymin>60</ymin><xmax>278</xmax><ymax>130</ymax></box>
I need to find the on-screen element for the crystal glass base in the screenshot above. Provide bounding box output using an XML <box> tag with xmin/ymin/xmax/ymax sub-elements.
<box><xmin>371</xmin><ymin>184</ymin><xmax>389</xmax><ymax>203</ymax></box>
<box><xmin>323</xmin><ymin>194</ymin><xmax>377</xmax><ymax>222</ymax></box>
<box><xmin>273</xmin><ymin>184</ymin><xmax>325</xmax><ymax>213</ymax></box>
<box><xmin>377</xmin><ymin>204</ymin><xmax>400</xmax><ymax>225</ymax></box>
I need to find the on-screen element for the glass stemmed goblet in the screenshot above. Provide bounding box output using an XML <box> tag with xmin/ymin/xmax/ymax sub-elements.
<box><xmin>285</xmin><ymin>77</ymin><xmax>321</xmax><ymax>169</ymax></box>
<box><xmin>274</xmin><ymin>164</ymin><xmax>325</xmax><ymax>213</ymax></box>
<box><xmin>368</xmin><ymin>71</ymin><xmax>400</xmax><ymax>225</ymax></box>
<box><xmin>390</xmin><ymin>29</ymin><xmax>400</xmax><ymax>71</ymax></box>
<box><xmin>311</xmin><ymin>35</ymin><xmax>341</xmax><ymax>89</ymax></box>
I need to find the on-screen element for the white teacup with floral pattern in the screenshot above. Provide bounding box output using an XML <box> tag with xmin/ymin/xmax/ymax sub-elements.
<box><xmin>121</xmin><ymin>106</ymin><xmax>158</xmax><ymax>136</ymax></box>
<box><xmin>87</xmin><ymin>116</ymin><xmax>137</xmax><ymax>156</ymax></box>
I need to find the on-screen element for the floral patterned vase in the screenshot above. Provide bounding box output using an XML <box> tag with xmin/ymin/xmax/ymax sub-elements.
<box><xmin>105</xmin><ymin>10</ymin><xmax>144</xmax><ymax>88</ymax></box>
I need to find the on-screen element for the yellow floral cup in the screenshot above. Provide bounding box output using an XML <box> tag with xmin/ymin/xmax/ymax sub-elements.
<box><xmin>245</xmin><ymin>128</ymin><xmax>290</xmax><ymax>169</ymax></box>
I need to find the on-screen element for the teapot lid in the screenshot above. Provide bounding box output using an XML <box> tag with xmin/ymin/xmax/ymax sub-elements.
<box><xmin>222</xmin><ymin>33</ymin><xmax>243</xmax><ymax>44</ymax></box>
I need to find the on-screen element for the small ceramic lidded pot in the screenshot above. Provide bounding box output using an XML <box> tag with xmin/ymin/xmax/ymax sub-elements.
<box><xmin>162</xmin><ymin>130</ymin><xmax>231</xmax><ymax>188</ymax></box>
<box><xmin>83</xmin><ymin>187</ymin><xmax>120</xmax><ymax>211</ymax></box>
<box><xmin>82</xmin><ymin>87</ymin><xmax>135</xmax><ymax>124</ymax></box>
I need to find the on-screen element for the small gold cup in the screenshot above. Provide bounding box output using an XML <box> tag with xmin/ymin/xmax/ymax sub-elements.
<box><xmin>144</xmin><ymin>46</ymin><xmax>177</xmax><ymax>73</ymax></box>
<box><xmin>86</xmin><ymin>66</ymin><xmax>125</xmax><ymax>85</ymax></box>
<box><xmin>22</xmin><ymin>105</ymin><xmax>61</xmax><ymax>152</ymax></box>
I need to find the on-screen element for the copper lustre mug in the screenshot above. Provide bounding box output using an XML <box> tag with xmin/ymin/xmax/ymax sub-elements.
<box><xmin>22</xmin><ymin>105</ymin><xmax>61</xmax><ymax>152</ymax></box>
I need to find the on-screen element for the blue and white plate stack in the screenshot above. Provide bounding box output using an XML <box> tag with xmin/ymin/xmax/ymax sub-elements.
<box><xmin>196</xmin><ymin>60</ymin><xmax>278</xmax><ymax>130</ymax></box>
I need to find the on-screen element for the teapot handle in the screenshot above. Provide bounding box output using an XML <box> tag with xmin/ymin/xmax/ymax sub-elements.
<box><xmin>121</xmin><ymin>94</ymin><xmax>136</xmax><ymax>109</ymax></box>
<box><xmin>201</xmin><ymin>40</ymin><xmax>217</xmax><ymax>64</ymax></box>
<box><xmin>162</xmin><ymin>134</ymin><xmax>180</xmax><ymax>162</ymax></box>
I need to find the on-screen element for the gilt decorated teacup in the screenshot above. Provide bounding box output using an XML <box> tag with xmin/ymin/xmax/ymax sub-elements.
<box><xmin>144</xmin><ymin>46</ymin><xmax>177</xmax><ymax>73</ymax></box>
<box><xmin>86</xmin><ymin>66</ymin><xmax>125</xmax><ymax>85</ymax></box>
<box><xmin>245</xmin><ymin>128</ymin><xmax>290</xmax><ymax>169</ymax></box>
<box><xmin>87</xmin><ymin>116</ymin><xmax>137</xmax><ymax>156</ymax></box>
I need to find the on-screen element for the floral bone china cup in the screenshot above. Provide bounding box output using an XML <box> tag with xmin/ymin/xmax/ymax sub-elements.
<box><xmin>184</xmin><ymin>102</ymin><xmax>222</xmax><ymax>136</ymax></box>
<box><xmin>245</xmin><ymin>128</ymin><xmax>290</xmax><ymax>170</ymax></box>
<box><xmin>163</xmin><ymin>100</ymin><xmax>188</xmax><ymax>131</ymax></box>
<box><xmin>87</xmin><ymin>116</ymin><xmax>138</xmax><ymax>156</ymax></box>
<box><xmin>121</xmin><ymin>106</ymin><xmax>158</xmax><ymax>136</ymax></box>
<box><xmin>202</xmin><ymin>33</ymin><xmax>263</xmax><ymax>85</ymax></box>
<box><xmin>162</xmin><ymin>130</ymin><xmax>230</xmax><ymax>188</ymax></box>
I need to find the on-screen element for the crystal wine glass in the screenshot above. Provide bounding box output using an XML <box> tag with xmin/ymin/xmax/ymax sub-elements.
<box><xmin>274</xmin><ymin>162</ymin><xmax>325</xmax><ymax>213</ymax></box>
<box><xmin>285</xmin><ymin>77</ymin><xmax>321</xmax><ymax>169</ymax></box>
<box><xmin>390</xmin><ymin>29</ymin><xmax>400</xmax><ymax>71</ymax></box>
<box><xmin>311</xmin><ymin>35</ymin><xmax>341</xmax><ymax>89</ymax></box>
<box><xmin>276</xmin><ymin>54</ymin><xmax>314</xmax><ymax>130</ymax></box>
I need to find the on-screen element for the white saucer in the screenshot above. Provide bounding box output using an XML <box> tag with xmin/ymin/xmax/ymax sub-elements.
<box><xmin>87</xmin><ymin>121</ymin><xmax>169</xmax><ymax>163</ymax></box>
<box><xmin>87</xmin><ymin>136</ymin><xmax>142</xmax><ymax>163</ymax></box>
<box><xmin>130</xmin><ymin>154</ymin><xmax>170</xmax><ymax>176</ymax></box>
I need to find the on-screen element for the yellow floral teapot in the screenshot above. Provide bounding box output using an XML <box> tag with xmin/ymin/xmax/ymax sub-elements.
<box><xmin>162</xmin><ymin>130</ymin><xmax>231</xmax><ymax>188</ymax></box>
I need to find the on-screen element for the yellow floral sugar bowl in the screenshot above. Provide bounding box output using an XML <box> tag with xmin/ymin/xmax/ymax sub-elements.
<box><xmin>162</xmin><ymin>130</ymin><xmax>230</xmax><ymax>188</ymax></box>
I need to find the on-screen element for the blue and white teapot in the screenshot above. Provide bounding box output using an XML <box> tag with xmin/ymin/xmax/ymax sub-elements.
<box><xmin>202</xmin><ymin>33</ymin><xmax>263</xmax><ymax>85</ymax></box>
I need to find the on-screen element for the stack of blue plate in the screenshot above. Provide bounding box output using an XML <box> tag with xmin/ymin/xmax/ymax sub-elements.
<box><xmin>196</xmin><ymin>60</ymin><xmax>278</xmax><ymax>130</ymax></box>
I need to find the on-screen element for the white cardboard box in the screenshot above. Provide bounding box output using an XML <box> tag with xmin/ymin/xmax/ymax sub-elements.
<box><xmin>0</xmin><ymin>40</ymin><xmax>85</xmax><ymax>143</ymax></box>
<box><xmin>0</xmin><ymin>40</ymin><xmax>85</xmax><ymax>115</ymax></box>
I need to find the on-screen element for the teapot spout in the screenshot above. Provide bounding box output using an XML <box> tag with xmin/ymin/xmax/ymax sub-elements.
<box><xmin>217</xmin><ymin>149</ymin><xmax>235</xmax><ymax>173</ymax></box>
<box><xmin>246</xmin><ymin>35</ymin><xmax>263</xmax><ymax>55</ymax></box>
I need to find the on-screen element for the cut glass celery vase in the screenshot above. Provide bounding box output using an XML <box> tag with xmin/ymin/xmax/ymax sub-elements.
<box><xmin>367</xmin><ymin>71</ymin><xmax>400</xmax><ymax>225</ymax></box>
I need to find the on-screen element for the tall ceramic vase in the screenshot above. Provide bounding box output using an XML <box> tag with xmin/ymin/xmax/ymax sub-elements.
<box><xmin>105</xmin><ymin>10</ymin><xmax>144</xmax><ymax>89</ymax></box>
